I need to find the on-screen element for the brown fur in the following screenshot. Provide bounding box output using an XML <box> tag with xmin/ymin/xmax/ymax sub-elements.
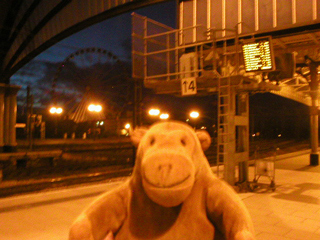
<box><xmin>69</xmin><ymin>121</ymin><xmax>255</xmax><ymax>240</ymax></box>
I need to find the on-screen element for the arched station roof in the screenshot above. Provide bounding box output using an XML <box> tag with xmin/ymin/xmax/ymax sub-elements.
<box><xmin>0</xmin><ymin>0</ymin><xmax>166</xmax><ymax>84</ymax></box>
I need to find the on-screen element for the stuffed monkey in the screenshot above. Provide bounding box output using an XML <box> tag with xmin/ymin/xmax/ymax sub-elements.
<box><xmin>69</xmin><ymin>121</ymin><xmax>255</xmax><ymax>240</ymax></box>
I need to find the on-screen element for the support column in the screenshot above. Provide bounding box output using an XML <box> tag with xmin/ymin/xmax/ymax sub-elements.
<box><xmin>310</xmin><ymin>99</ymin><xmax>319</xmax><ymax>165</ymax></box>
<box><xmin>3</xmin><ymin>85</ymin><xmax>20</xmax><ymax>152</ymax></box>
<box><xmin>235</xmin><ymin>92</ymin><xmax>250</xmax><ymax>184</ymax></box>
<box><xmin>218</xmin><ymin>86</ymin><xmax>250</xmax><ymax>186</ymax></box>
<box><xmin>309</xmin><ymin>61</ymin><xmax>319</xmax><ymax>166</ymax></box>
<box><xmin>0</xmin><ymin>84</ymin><xmax>5</xmax><ymax>151</ymax></box>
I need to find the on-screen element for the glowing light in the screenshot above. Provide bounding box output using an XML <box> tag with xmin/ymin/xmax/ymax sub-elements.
<box><xmin>95</xmin><ymin>105</ymin><xmax>102</xmax><ymax>112</ymax></box>
<box><xmin>88</xmin><ymin>104</ymin><xmax>102</xmax><ymax>112</ymax></box>
<box><xmin>160</xmin><ymin>113</ymin><xmax>169</xmax><ymax>119</ymax></box>
<box><xmin>88</xmin><ymin>104</ymin><xmax>95</xmax><ymax>111</ymax></box>
<box><xmin>190</xmin><ymin>111</ymin><xmax>199</xmax><ymax>118</ymax></box>
<box><xmin>120</xmin><ymin>129</ymin><xmax>127</xmax><ymax>135</ymax></box>
<box><xmin>242</xmin><ymin>37</ymin><xmax>274</xmax><ymax>72</ymax></box>
<box><xmin>56</xmin><ymin>107</ymin><xmax>63</xmax><ymax>114</ymax></box>
<box><xmin>49</xmin><ymin>107</ymin><xmax>56</xmax><ymax>114</ymax></box>
<box><xmin>149</xmin><ymin>109</ymin><xmax>160</xmax><ymax>116</ymax></box>
<box><xmin>125</xmin><ymin>123</ymin><xmax>131</xmax><ymax>129</ymax></box>
<box><xmin>49</xmin><ymin>107</ymin><xmax>63</xmax><ymax>114</ymax></box>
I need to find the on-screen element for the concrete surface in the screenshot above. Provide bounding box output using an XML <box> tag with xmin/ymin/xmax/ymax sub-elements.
<box><xmin>241</xmin><ymin>152</ymin><xmax>320</xmax><ymax>240</ymax></box>
<box><xmin>0</xmin><ymin>151</ymin><xmax>320</xmax><ymax>239</ymax></box>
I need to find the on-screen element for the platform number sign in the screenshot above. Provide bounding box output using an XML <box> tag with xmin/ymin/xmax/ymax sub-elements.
<box><xmin>181</xmin><ymin>77</ymin><xmax>197</xmax><ymax>96</ymax></box>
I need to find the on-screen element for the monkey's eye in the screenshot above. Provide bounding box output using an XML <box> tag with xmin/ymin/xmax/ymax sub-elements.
<box><xmin>150</xmin><ymin>137</ymin><xmax>156</xmax><ymax>146</ymax></box>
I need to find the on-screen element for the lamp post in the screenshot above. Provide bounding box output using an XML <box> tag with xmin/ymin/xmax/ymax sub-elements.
<box><xmin>148</xmin><ymin>108</ymin><xmax>160</xmax><ymax>124</ymax></box>
<box><xmin>88</xmin><ymin>104</ymin><xmax>102</xmax><ymax>139</ymax></box>
<box><xmin>125</xmin><ymin>123</ymin><xmax>131</xmax><ymax>135</ymax></box>
<box><xmin>49</xmin><ymin>106</ymin><xmax>63</xmax><ymax>137</ymax></box>
<box><xmin>189</xmin><ymin>111</ymin><xmax>200</xmax><ymax>129</ymax></box>
<box><xmin>27</xmin><ymin>86</ymin><xmax>33</xmax><ymax>150</ymax></box>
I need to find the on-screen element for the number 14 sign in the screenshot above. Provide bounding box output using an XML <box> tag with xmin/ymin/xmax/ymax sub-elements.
<box><xmin>181</xmin><ymin>77</ymin><xmax>197</xmax><ymax>96</ymax></box>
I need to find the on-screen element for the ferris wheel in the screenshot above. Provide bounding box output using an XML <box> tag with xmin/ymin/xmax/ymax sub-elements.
<box><xmin>52</xmin><ymin>47</ymin><xmax>126</xmax><ymax>98</ymax></box>
<box><xmin>51</xmin><ymin>47</ymin><xmax>131</xmax><ymax>121</ymax></box>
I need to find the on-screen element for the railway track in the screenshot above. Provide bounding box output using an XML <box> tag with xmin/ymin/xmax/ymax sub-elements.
<box><xmin>0</xmin><ymin>138</ymin><xmax>310</xmax><ymax>198</ymax></box>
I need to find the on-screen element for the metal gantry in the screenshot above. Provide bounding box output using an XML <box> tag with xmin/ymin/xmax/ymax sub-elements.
<box><xmin>132</xmin><ymin>9</ymin><xmax>320</xmax><ymax>185</ymax></box>
<box><xmin>132</xmin><ymin>13</ymin><xmax>256</xmax><ymax>185</ymax></box>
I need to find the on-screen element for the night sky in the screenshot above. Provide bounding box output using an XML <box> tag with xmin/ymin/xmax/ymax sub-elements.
<box><xmin>11</xmin><ymin>0</ymin><xmax>177</xmax><ymax>108</ymax></box>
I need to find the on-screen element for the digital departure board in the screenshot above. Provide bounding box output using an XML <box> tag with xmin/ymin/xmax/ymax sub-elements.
<box><xmin>242</xmin><ymin>37</ymin><xmax>274</xmax><ymax>72</ymax></box>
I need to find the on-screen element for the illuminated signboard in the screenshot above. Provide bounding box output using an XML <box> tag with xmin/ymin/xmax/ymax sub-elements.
<box><xmin>242</xmin><ymin>37</ymin><xmax>274</xmax><ymax>72</ymax></box>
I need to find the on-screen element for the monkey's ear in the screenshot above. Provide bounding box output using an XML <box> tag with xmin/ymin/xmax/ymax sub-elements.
<box><xmin>130</xmin><ymin>127</ymin><xmax>148</xmax><ymax>147</ymax></box>
<box><xmin>196</xmin><ymin>130</ymin><xmax>211</xmax><ymax>151</ymax></box>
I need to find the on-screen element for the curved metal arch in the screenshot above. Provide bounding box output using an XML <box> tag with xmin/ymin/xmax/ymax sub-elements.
<box><xmin>0</xmin><ymin>0</ymin><xmax>168</xmax><ymax>83</ymax></box>
<box><xmin>52</xmin><ymin>46</ymin><xmax>121</xmax><ymax>90</ymax></box>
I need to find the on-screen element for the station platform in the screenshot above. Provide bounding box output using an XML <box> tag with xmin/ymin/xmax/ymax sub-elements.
<box><xmin>0</xmin><ymin>150</ymin><xmax>319</xmax><ymax>240</ymax></box>
<box><xmin>241</xmin><ymin>151</ymin><xmax>320</xmax><ymax>240</ymax></box>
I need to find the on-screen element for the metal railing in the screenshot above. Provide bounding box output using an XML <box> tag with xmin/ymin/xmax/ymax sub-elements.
<box><xmin>132</xmin><ymin>13</ymin><xmax>243</xmax><ymax>83</ymax></box>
